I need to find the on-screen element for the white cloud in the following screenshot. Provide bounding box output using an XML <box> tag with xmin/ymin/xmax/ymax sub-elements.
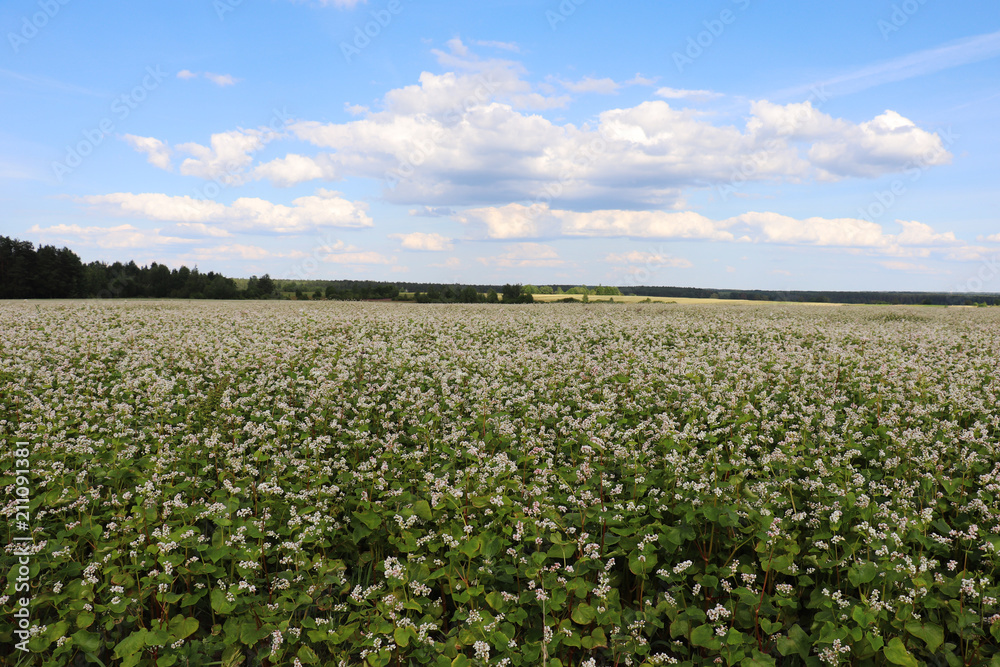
<box><xmin>895</xmin><ymin>220</ymin><xmax>958</xmax><ymax>246</ymax></box>
<box><xmin>252</xmin><ymin>153</ymin><xmax>336</xmax><ymax>187</ymax></box>
<box><xmin>171</xmin><ymin>222</ymin><xmax>233</xmax><ymax>238</ymax></box>
<box><xmin>983</xmin><ymin>233</ymin><xmax>1000</xmax><ymax>243</ymax></box>
<box><xmin>123</xmin><ymin>124</ymin><xmax>288</xmax><ymax>182</ymax></box>
<box><xmin>458</xmin><ymin>203</ymin><xmax>732</xmax><ymax>241</ymax></box>
<box><xmin>75</xmin><ymin>189</ymin><xmax>372</xmax><ymax>233</ymax></box>
<box><xmin>273</xmin><ymin>92</ymin><xmax>945</xmax><ymax>207</ymax></box>
<box><xmin>942</xmin><ymin>245</ymin><xmax>995</xmax><ymax>262</ymax></box>
<box><xmin>389</xmin><ymin>232</ymin><xmax>454</xmax><ymax>251</ymax></box>
<box><xmin>457</xmin><ymin>204</ymin><xmax>984</xmax><ymax>262</ymax></box>
<box><xmin>444</xmin><ymin>37</ymin><xmax>468</xmax><ymax>57</ymax></box>
<box><xmin>655</xmin><ymin>87</ymin><xmax>722</xmax><ymax>100</ymax></box>
<box><xmin>178</xmin><ymin>128</ymin><xmax>279</xmax><ymax>181</ymax></box>
<box><xmin>807</xmin><ymin>110</ymin><xmax>950</xmax><ymax>178</ymax></box>
<box><xmin>175</xmin><ymin>70</ymin><xmax>240</xmax><ymax>86</ymax></box>
<box><xmin>727</xmin><ymin>211</ymin><xmax>889</xmax><ymax>247</ymax></box>
<box><xmin>27</xmin><ymin>223</ymin><xmax>194</xmax><ymax>249</ymax></box>
<box><xmin>478</xmin><ymin>243</ymin><xmax>564</xmax><ymax>268</ymax></box>
<box><xmin>204</xmin><ymin>72</ymin><xmax>238</xmax><ymax>87</ymax></box>
<box><xmin>123</xmin><ymin>134</ymin><xmax>173</xmax><ymax>171</ymax></box>
<box><xmin>625</xmin><ymin>73</ymin><xmax>658</xmax><ymax>86</ymax></box>
<box><xmin>162</xmin><ymin>43</ymin><xmax>953</xmax><ymax>210</ymax></box>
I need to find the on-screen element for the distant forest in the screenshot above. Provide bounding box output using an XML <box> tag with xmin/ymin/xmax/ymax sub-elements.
<box><xmin>1</xmin><ymin>235</ymin><xmax>996</xmax><ymax>305</ymax></box>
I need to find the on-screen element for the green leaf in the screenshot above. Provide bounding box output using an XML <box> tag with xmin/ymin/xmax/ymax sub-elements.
<box><xmin>211</xmin><ymin>588</ymin><xmax>236</xmax><ymax>614</ymax></box>
<box><xmin>394</xmin><ymin>626</ymin><xmax>416</xmax><ymax>648</ymax></box>
<box><xmin>354</xmin><ymin>508</ymin><xmax>381</xmax><ymax>530</ymax></box>
<box><xmin>71</xmin><ymin>629</ymin><xmax>102</xmax><ymax>653</ymax></box>
<box><xmin>571</xmin><ymin>603</ymin><xmax>597</xmax><ymax>625</ymax></box>
<box><xmin>76</xmin><ymin>611</ymin><xmax>95</xmax><ymax>628</ymax></box>
<box><xmin>413</xmin><ymin>500</ymin><xmax>432</xmax><ymax>521</ymax></box>
<box><xmin>451</xmin><ymin>656</ymin><xmax>471</xmax><ymax>667</ymax></box>
<box><xmin>459</xmin><ymin>536</ymin><xmax>482</xmax><ymax>558</ymax></box>
<box><xmin>548</xmin><ymin>542</ymin><xmax>576</xmax><ymax>559</ymax></box>
<box><xmin>775</xmin><ymin>624</ymin><xmax>810</xmax><ymax>659</ymax></box>
<box><xmin>691</xmin><ymin>624</ymin><xmax>722</xmax><ymax>649</ymax></box>
<box><xmin>297</xmin><ymin>646</ymin><xmax>320</xmax><ymax>664</ymax></box>
<box><xmin>848</xmin><ymin>561</ymin><xmax>878</xmax><ymax>587</ymax></box>
<box><xmin>113</xmin><ymin>629</ymin><xmax>148</xmax><ymax>659</ymax></box>
<box><xmin>905</xmin><ymin>621</ymin><xmax>944</xmax><ymax>654</ymax></box>
<box><xmin>884</xmin><ymin>637</ymin><xmax>919</xmax><ymax>667</ymax></box>
<box><xmin>628</xmin><ymin>550</ymin><xmax>657</xmax><ymax>576</ymax></box>
<box><xmin>169</xmin><ymin>615</ymin><xmax>200</xmax><ymax>640</ymax></box>
<box><xmin>743</xmin><ymin>649</ymin><xmax>777</xmax><ymax>667</ymax></box>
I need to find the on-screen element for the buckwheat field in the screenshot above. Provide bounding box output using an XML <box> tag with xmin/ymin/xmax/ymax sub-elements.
<box><xmin>3</xmin><ymin>300</ymin><xmax>1000</xmax><ymax>667</ymax></box>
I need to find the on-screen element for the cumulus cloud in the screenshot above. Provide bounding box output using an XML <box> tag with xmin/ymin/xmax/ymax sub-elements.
<box><xmin>125</xmin><ymin>125</ymin><xmax>289</xmax><ymax>181</ymax></box>
<box><xmin>253</xmin><ymin>153</ymin><xmax>337</xmax><ymax>187</ymax></box>
<box><xmin>389</xmin><ymin>232</ymin><xmax>454</xmax><ymax>251</ymax></box>
<box><xmin>456</xmin><ymin>204</ymin><xmax>981</xmax><ymax>261</ymax></box>
<box><xmin>178</xmin><ymin>128</ymin><xmax>280</xmax><ymax>181</ymax></box>
<box><xmin>143</xmin><ymin>37</ymin><xmax>951</xmax><ymax>209</ymax></box>
<box><xmin>75</xmin><ymin>189</ymin><xmax>372</xmax><ymax>234</ymax></box>
<box><xmin>457</xmin><ymin>204</ymin><xmax>732</xmax><ymax>241</ymax></box>
<box><xmin>160</xmin><ymin>42</ymin><xmax>953</xmax><ymax>212</ymax></box>
<box><xmin>260</xmin><ymin>78</ymin><xmax>947</xmax><ymax>208</ymax></box>
<box><xmin>123</xmin><ymin>134</ymin><xmax>173</xmax><ymax>171</ymax></box>
<box><xmin>806</xmin><ymin>110</ymin><xmax>951</xmax><ymax>178</ymax></box>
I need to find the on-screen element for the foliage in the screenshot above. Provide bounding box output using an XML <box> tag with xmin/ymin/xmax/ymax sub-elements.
<box><xmin>3</xmin><ymin>301</ymin><xmax>1000</xmax><ymax>666</ymax></box>
<box><xmin>502</xmin><ymin>284</ymin><xmax>534</xmax><ymax>304</ymax></box>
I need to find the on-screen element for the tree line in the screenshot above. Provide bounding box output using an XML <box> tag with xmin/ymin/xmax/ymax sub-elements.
<box><xmin>0</xmin><ymin>236</ymin><xmax>272</xmax><ymax>299</ymax></box>
<box><xmin>2</xmin><ymin>235</ymin><xmax>995</xmax><ymax>305</ymax></box>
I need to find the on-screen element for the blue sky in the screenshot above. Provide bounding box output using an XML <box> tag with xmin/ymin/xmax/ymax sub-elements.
<box><xmin>2</xmin><ymin>0</ymin><xmax>998</xmax><ymax>292</ymax></box>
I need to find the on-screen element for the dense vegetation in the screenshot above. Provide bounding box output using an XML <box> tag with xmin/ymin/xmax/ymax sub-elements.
<box><xmin>3</xmin><ymin>301</ymin><xmax>1000</xmax><ymax>666</ymax></box>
